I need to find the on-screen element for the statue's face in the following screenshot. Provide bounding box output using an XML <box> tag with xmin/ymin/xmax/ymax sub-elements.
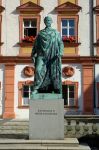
<box><xmin>44</xmin><ymin>18</ymin><xmax>52</xmax><ymax>27</ymax></box>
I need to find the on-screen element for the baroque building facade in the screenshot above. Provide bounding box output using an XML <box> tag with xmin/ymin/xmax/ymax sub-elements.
<box><xmin>0</xmin><ymin>0</ymin><xmax>99</xmax><ymax>119</ymax></box>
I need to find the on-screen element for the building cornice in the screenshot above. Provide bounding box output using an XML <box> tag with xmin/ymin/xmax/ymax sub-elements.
<box><xmin>0</xmin><ymin>56</ymin><xmax>99</xmax><ymax>64</ymax></box>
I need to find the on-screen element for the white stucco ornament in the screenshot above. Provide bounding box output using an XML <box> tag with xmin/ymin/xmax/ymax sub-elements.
<box><xmin>23</xmin><ymin>66</ymin><xmax>35</xmax><ymax>77</ymax></box>
<box><xmin>62</xmin><ymin>66</ymin><xmax>75</xmax><ymax>78</ymax></box>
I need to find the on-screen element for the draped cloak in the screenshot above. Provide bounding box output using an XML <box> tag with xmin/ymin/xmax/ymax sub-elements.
<box><xmin>31</xmin><ymin>27</ymin><xmax>64</xmax><ymax>93</ymax></box>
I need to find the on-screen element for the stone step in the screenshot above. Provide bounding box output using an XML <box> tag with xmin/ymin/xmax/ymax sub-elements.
<box><xmin>0</xmin><ymin>119</ymin><xmax>29</xmax><ymax>138</ymax></box>
<box><xmin>0</xmin><ymin>145</ymin><xmax>90</xmax><ymax>150</ymax></box>
<box><xmin>0</xmin><ymin>139</ymin><xmax>90</xmax><ymax>150</ymax></box>
<box><xmin>0</xmin><ymin>138</ymin><xmax>79</xmax><ymax>147</ymax></box>
<box><xmin>0</xmin><ymin>120</ymin><xmax>28</xmax><ymax>125</ymax></box>
<box><xmin>0</xmin><ymin>124</ymin><xmax>28</xmax><ymax>128</ymax></box>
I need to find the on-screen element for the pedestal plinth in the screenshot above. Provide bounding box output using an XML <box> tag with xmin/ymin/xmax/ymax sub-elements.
<box><xmin>29</xmin><ymin>94</ymin><xmax>64</xmax><ymax>140</ymax></box>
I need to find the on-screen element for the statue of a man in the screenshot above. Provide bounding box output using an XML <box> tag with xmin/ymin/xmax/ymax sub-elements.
<box><xmin>31</xmin><ymin>16</ymin><xmax>64</xmax><ymax>94</ymax></box>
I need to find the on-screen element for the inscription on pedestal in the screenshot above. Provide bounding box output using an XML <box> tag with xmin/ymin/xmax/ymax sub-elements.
<box><xmin>35</xmin><ymin>109</ymin><xmax>57</xmax><ymax>115</ymax></box>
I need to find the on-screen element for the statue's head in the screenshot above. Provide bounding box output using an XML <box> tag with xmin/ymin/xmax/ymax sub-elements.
<box><xmin>44</xmin><ymin>16</ymin><xmax>53</xmax><ymax>27</ymax></box>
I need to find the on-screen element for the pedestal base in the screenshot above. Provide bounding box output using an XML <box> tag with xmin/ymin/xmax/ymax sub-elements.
<box><xmin>29</xmin><ymin>94</ymin><xmax>64</xmax><ymax>140</ymax></box>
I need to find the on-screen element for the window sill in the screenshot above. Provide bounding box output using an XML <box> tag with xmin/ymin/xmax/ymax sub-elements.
<box><xmin>63</xmin><ymin>42</ymin><xmax>81</xmax><ymax>47</ymax></box>
<box><xmin>18</xmin><ymin>42</ymin><xmax>34</xmax><ymax>47</ymax></box>
<box><xmin>93</xmin><ymin>42</ymin><xmax>99</xmax><ymax>47</ymax></box>
<box><xmin>0</xmin><ymin>6</ymin><xmax>5</xmax><ymax>13</ymax></box>
<box><xmin>93</xmin><ymin>6</ymin><xmax>99</xmax><ymax>14</ymax></box>
<box><xmin>18</xmin><ymin>106</ymin><xmax>29</xmax><ymax>109</ymax></box>
<box><xmin>64</xmin><ymin>105</ymin><xmax>79</xmax><ymax>109</ymax></box>
<box><xmin>0</xmin><ymin>42</ymin><xmax>4</xmax><ymax>46</ymax></box>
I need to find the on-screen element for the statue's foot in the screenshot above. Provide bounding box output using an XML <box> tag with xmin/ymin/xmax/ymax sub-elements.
<box><xmin>32</xmin><ymin>90</ymin><xmax>38</xmax><ymax>94</ymax></box>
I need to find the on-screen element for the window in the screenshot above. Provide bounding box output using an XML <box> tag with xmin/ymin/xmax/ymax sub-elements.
<box><xmin>0</xmin><ymin>4</ymin><xmax>5</xmax><ymax>55</ymax></box>
<box><xmin>58</xmin><ymin>16</ymin><xmax>79</xmax><ymax>55</ymax></box>
<box><xmin>61</xmin><ymin>19</ymin><xmax>75</xmax><ymax>37</ymax></box>
<box><xmin>18</xmin><ymin>81</ymin><xmax>33</xmax><ymax>108</ymax></box>
<box><xmin>62</xmin><ymin>81</ymin><xmax>78</xmax><ymax>108</ymax></box>
<box><xmin>19</xmin><ymin>16</ymin><xmax>40</xmax><ymax>43</ymax></box>
<box><xmin>22</xmin><ymin>85</ymin><xmax>33</xmax><ymax>106</ymax></box>
<box><xmin>18</xmin><ymin>15</ymin><xmax>40</xmax><ymax>55</ymax></box>
<box><xmin>0</xmin><ymin>82</ymin><xmax>2</xmax><ymax>103</ymax></box>
<box><xmin>93</xmin><ymin>14</ymin><xmax>99</xmax><ymax>55</ymax></box>
<box><xmin>93</xmin><ymin>2</ymin><xmax>99</xmax><ymax>55</ymax></box>
<box><xmin>56</xmin><ymin>1</ymin><xmax>81</xmax><ymax>55</ymax></box>
<box><xmin>16</xmin><ymin>1</ymin><xmax>43</xmax><ymax>55</ymax></box>
<box><xmin>63</xmin><ymin>85</ymin><xmax>75</xmax><ymax>106</ymax></box>
<box><xmin>58</xmin><ymin>16</ymin><xmax>78</xmax><ymax>42</ymax></box>
<box><xmin>0</xmin><ymin>15</ymin><xmax>2</xmax><ymax>55</ymax></box>
<box><xmin>96</xmin><ymin>0</ymin><xmax>99</xmax><ymax>5</ymax></box>
<box><xmin>97</xmin><ymin>83</ymin><xmax>99</xmax><ymax>108</ymax></box>
<box><xmin>23</xmin><ymin>19</ymin><xmax>37</xmax><ymax>38</ymax></box>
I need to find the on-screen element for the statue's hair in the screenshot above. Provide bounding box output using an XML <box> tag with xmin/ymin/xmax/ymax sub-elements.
<box><xmin>44</xmin><ymin>16</ymin><xmax>53</xmax><ymax>23</ymax></box>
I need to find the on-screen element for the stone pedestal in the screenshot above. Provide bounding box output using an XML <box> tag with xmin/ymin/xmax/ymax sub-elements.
<box><xmin>29</xmin><ymin>94</ymin><xmax>64</xmax><ymax>140</ymax></box>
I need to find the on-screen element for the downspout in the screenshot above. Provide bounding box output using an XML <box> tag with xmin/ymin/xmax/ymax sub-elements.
<box><xmin>90</xmin><ymin>0</ymin><xmax>96</xmax><ymax>111</ymax></box>
<box><xmin>90</xmin><ymin>0</ymin><xmax>94</xmax><ymax>56</ymax></box>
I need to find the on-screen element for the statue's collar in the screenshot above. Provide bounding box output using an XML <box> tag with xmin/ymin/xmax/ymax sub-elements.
<box><xmin>45</xmin><ymin>27</ymin><xmax>52</xmax><ymax>31</ymax></box>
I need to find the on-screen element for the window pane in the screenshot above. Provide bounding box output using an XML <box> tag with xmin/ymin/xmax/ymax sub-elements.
<box><xmin>24</xmin><ymin>28</ymin><xmax>37</xmax><ymax>37</ymax></box>
<box><xmin>29</xmin><ymin>28</ymin><xmax>37</xmax><ymax>37</ymax></box>
<box><xmin>24</xmin><ymin>29</ymin><xmax>28</xmax><ymax>37</ymax></box>
<box><xmin>62</xmin><ymin>84</ymin><xmax>75</xmax><ymax>106</ymax></box>
<box><xmin>69</xmin><ymin>85</ymin><xmax>74</xmax><ymax>91</ymax></box>
<box><xmin>30</xmin><ymin>86</ymin><xmax>33</xmax><ymax>91</ymax></box>
<box><xmin>23</xmin><ymin>98</ymin><xmax>29</xmax><ymax>105</ymax></box>
<box><xmin>69</xmin><ymin>28</ymin><xmax>75</xmax><ymax>36</ymax></box>
<box><xmin>69</xmin><ymin>99</ymin><xmax>74</xmax><ymax>106</ymax></box>
<box><xmin>23</xmin><ymin>85</ymin><xmax>29</xmax><ymax>91</ymax></box>
<box><xmin>69</xmin><ymin>85</ymin><xmax>74</xmax><ymax>98</ymax></box>
<box><xmin>62</xmin><ymin>19</ymin><xmax>67</xmax><ymax>27</ymax></box>
<box><xmin>62</xmin><ymin>29</ymin><xmax>67</xmax><ymax>36</ymax></box>
<box><xmin>24</xmin><ymin>20</ymin><xmax>30</xmax><ymax>27</ymax></box>
<box><xmin>23</xmin><ymin>92</ymin><xmax>29</xmax><ymax>98</ymax></box>
<box><xmin>62</xmin><ymin>85</ymin><xmax>68</xmax><ymax>105</ymax></box>
<box><xmin>69</xmin><ymin>20</ymin><xmax>74</xmax><ymax>27</ymax></box>
<box><xmin>69</xmin><ymin>92</ymin><xmax>74</xmax><ymax>98</ymax></box>
<box><xmin>31</xmin><ymin>19</ymin><xmax>37</xmax><ymax>27</ymax></box>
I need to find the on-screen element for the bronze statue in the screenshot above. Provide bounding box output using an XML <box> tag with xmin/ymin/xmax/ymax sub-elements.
<box><xmin>31</xmin><ymin>16</ymin><xmax>64</xmax><ymax>94</ymax></box>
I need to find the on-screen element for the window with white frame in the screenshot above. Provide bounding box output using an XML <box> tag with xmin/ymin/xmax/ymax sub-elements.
<box><xmin>62</xmin><ymin>84</ymin><xmax>75</xmax><ymax>106</ymax></box>
<box><xmin>23</xmin><ymin>19</ymin><xmax>37</xmax><ymax>38</ymax></box>
<box><xmin>22</xmin><ymin>85</ymin><xmax>33</xmax><ymax>106</ymax></box>
<box><xmin>61</xmin><ymin>19</ymin><xmax>75</xmax><ymax>37</ymax></box>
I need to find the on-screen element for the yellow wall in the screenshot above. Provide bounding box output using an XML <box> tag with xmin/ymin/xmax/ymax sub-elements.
<box><xmin>64</xmin><ymin>47</ymin><xmax>76</xmax><ymax>54</ymax></box>
<box><xmin>21</xmin><ymin>47</ymin><xmax>32</xmax><ymax>55</ymax></box>
<box><xmin>59</xmin><ymin>0</ymin><xmax>76</xmax><ymax>4</ymax></box>
<box><xmin>21</xmin><ymin>0</ymin><xmax>38</xmax><ymax>4</ymax></box>
<box><xmin>20</xmin><ymin>47</ymin><xmax>77</xmax><ymax>56</ymax></box>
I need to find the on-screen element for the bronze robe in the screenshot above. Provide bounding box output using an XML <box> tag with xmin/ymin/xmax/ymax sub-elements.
<box><xmin>31</xmin><ymin>27</ymin><xmax>64</xmax><ymax>93</ymax></box>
